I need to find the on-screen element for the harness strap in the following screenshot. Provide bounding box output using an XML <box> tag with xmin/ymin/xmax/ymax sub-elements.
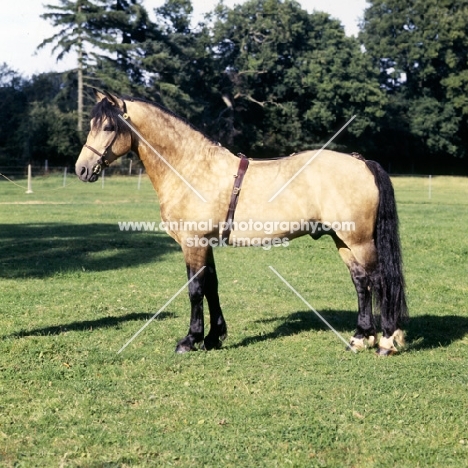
<box><xmin>221</xmin><ymin>154</ymin><xmax>250</xmax><ymax>243</ymax></box>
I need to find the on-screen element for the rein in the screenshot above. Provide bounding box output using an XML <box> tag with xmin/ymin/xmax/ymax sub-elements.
<box><xmin>221</xmin><ymin>154</ymin><xmax>250</xmax><ymax>242</ymax></box>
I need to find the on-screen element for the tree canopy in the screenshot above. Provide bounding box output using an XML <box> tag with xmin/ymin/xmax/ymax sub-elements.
<box><xmin>208</xmin><ymin>0</ymin><xmax>384</xmax><ymax>156</ymax></box>
<box><xmin>0</xmin><ymin>0</ymin><xmax>467</xmax><ymax>173</ymax></box>
<box><xmin>361</xmin><ymin>0</ymin><xmax>468</xmax><ymax>168</ymax></box>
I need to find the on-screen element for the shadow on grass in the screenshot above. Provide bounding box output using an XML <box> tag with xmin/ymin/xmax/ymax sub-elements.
<box><xmin>229</xmin><ymin>310</ymin><xmax>468</xmax><ymax>351</ymax></box>
<box><xmin>0</xmin><ymin>223</ymin><xmax>178</xmax><ymax>278</ymax></box>
<box><xmin>4</xmin><ymin>307</ymin><xmax>467</xmax><ymax>352</ymax></box>
<box><xmin>228</xmin><ymin>310</ymin><xmax>355</xmax><ymax>350</ymax></box>
<box><xmin>4</xmin><ymin>311</ymin><xmax>175</xmax><ymax>339</ymax></box>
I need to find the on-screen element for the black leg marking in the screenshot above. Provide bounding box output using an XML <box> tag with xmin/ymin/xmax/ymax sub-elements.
<box><xmin>202</xmin><ymin>255</ymin><xmax>227</xmax><ymax>351</ymax></box>
<box><xmin>175</xmin><ymin>265</ymin><xmax>206</xmax><ymax>353</ymax></box>
<box><xmin>350</xmin><ymin>262</ymin><xmax>376</xmax><ymax>343</ymax></box>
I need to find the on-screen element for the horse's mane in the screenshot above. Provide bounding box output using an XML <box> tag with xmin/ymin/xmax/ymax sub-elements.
<box><xmin>91</xmin><ymin>93</ymin><xmax>218</xmax><ymax>145</ymax></box>
<box><xmin>129</xmin><ymin>96</ymin><xmax>219</xmax><ymax>145</ymax></box>
<box><xmin>91</xmin><ymin>94</ymin><xmax>359</xmax><ymax>162</ymax></box>
<box><xmin>90</xmin><ymin>98</ymin><xmax>132</xmax><ymax>137</ymax></box>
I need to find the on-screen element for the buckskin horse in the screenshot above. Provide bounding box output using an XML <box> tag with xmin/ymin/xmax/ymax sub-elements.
<box><xmin>75</xmin><ymin>90</ymin><xmax>408</xmax><ymax>355</ymax></box>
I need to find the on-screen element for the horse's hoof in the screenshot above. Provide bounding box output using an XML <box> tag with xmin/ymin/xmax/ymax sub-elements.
<box><xmin>376</xmin><ymin>347</ymin><xmax>396</xmax><ymax>356</ymax></box>
<box><xmin>347</xmin><ymin>335</ymin><xmax>377</xmax><ymax>352</ymax></box>
<box><xmin>376</xmin><ymin>331</ymin><xmax>405</xmax><ymax>356</ymax></box>
<box><xmin>393</xmin><ymin>329</ymin><xmax>406</xmax><ymax>348</ymax></box>
<box><xmin>201</xmin><ymin>336</ymin><xmax>223</xmax><ymax>351</ymax></box>
<box><xmin>174</xmin><ymin>342</ymin><xmax>197</xmax><ymax>354</ymax></box>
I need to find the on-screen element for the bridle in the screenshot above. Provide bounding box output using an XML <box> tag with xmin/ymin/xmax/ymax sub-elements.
<box><xmin>83</xmin><ymin>101</ymin><xmax>130</xmax><ymax>176</ymax></box>
<box><xmin>84</xmin><ymin>137</ymin><xmax>116</xmax><ymax>175</ymax></box>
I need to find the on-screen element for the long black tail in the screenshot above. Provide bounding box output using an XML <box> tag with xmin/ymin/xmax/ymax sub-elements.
<box><xmin>365</xmin><ymin>160</ymin><xmax>408</xmax><ymax>333</ymax></box>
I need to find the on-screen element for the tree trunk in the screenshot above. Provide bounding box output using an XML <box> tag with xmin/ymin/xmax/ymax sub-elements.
<box><xmin>77</xmin><ymin>43</ymin><xmax>83</xmax><ymax>133</ymax></box>
<box><xmin>77</xmin><ymin>3</ymin><xmax>83</xmax><ymax>133</ymax></box>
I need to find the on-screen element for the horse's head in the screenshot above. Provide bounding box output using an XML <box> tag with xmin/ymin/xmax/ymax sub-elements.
<box><xmin>75</xmin><ymin>90</ymin><xmax>133</xmax><ymax>182</ymax></box>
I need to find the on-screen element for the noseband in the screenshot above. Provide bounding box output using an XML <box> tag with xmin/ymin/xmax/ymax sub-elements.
<box><xmin>84</xmin><ymin>101</ymin><xmax>130</xmax><ymax>176</ymax></box>
<box><xmin>84</xmin><ymin>141</ymin><xmax>114</xmax><ymax>175</ymax></box>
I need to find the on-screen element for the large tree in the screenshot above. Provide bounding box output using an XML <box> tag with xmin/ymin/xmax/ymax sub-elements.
<box><xmin>360</xmin><ymin>0</ymin><xmax>468</xmax><ymax>163</ymax></box>
<box><xmin>0</xmin><ymin>64</ymin><xmax>27</xmax><ymax>165</ymax></box>
<box><xmin>38</xmin><ymin>0</ymin><xmax>110</xmax><ymax>132</ymax></box>
<box><xmin>38</xmin><ymin>0</ymin><xmax>152</xmax><ymax>132</ymax></box>
<box><xmin>208</xmin><ymin>0</ymin><xmax>385</xmax><ymax>157</ymax></box>
<box><xmin>136</xmin><ymin>0</ymin><xmax>218</xmax><ymax>125</ymax></box>
<box><xmin>86</xmin><ymin>0</ymin><xmax>156</xmax><ymax>96</ymax></box>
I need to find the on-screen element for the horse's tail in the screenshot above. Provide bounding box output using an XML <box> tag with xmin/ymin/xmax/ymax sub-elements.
<box><xmin>365</xmin><ymin>160</ymin><xmax>409</xmax><ymax>331</ymax></box>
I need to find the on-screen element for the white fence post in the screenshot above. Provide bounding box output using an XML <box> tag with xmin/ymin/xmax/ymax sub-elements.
<box><xmin>137</xmin><ymin>168</ymin><xmax>142</xmax><ymax>190</ymax></box>
<box><xmin>25</xmin><ymin>164</ymin><xmax>33</xmax><ymax>194</ymax></box>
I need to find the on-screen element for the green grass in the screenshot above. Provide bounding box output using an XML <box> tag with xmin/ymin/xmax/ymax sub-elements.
<box><xmin>1</xmin><ymin>173</ymin><xmax>468</xmax><ymax>467</ymax></box>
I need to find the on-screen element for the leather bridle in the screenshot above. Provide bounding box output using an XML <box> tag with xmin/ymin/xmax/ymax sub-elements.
<box><xmin>83</xmin><ymin>100</ymin><xmax>129</xmax><ymax>176</ymax></box>
<box><xmin>84</xmin><ymin>135</ymin><xmax>117</xmax><ymax>176</ymax></box>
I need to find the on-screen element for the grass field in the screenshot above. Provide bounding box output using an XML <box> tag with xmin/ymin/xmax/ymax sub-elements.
<box><xmin>0</xmin><ymin>172</ymin><xmax>467</xmax><ymax>467</ymax></box>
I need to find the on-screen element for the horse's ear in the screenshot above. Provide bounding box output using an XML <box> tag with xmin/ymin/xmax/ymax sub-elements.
<box><xmin>93</xmin><ymin>89</ymin><xmax>125</xmax><ymax>110</ymax></box>
<box><xmin>93</xmin><ymin>88</ymin><xmax>107</xmax><ymax>102</ymax></box>
<box><xmin>103</xmin><ymin>91</ymin><xmax>125</xmax><ymax>110</ymax></box>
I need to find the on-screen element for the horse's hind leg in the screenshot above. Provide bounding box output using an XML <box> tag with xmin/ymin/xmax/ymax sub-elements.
<box><xmin>348</xmin><ymin>261</ymin><xmax>377</xmax><ymax>350</ymax></box>
<box><xmin>334</xmin><ymin>238</ymin><xmax>377</xmax><ymax>351</ymax></box>
<box><xmin>202</xmin><ymin>247</ymin><xmax>227</xmax><ymax>351</ymax></box>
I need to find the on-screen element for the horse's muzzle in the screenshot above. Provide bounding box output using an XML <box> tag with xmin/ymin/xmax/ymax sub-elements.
<box><xmin>76</xmin><ymin>165</ymin><xmax>99</xmax><ymax>183</ymax></box>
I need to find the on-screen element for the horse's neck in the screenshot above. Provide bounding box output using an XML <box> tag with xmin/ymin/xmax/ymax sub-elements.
<box><xmin>127</xmin><ymin>102</ymin><xmax>238</xmax><ymax>210</ymax></box>
<box><xmin>131</xmin><ymin>102</ymin><xmax>207</xmax><ymax>157</ymax></box>
<box><xmin>129</xmin><ymin>101</ymin><xmax>215</xmax><ymax>189</ymax></box>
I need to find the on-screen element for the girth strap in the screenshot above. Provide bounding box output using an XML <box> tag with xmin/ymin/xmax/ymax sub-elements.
<box><xmin>221</xmin><ymin>154</ymin><xmax>250</xmax><ymax>243</ymax></box>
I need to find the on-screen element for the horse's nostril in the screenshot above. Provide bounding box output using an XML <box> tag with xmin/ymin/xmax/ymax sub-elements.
<box><xmin>80</xmin><ymin>167</ymin><xmax>86</xmax><ymax>176</ymax></box>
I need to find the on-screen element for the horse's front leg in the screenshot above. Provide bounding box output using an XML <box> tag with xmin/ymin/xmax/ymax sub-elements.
<box><xmin>175</xmin><ymin>245</ymin><xmax>227</xmax><ymax>353</ymax></box>
<box><xmin>175</xmin><ymin>247</ymin><xmax>207</xmax><ymax>354</ymax></box>
<box><xmin>202</xmin><ymin>247</ymin><xmax>227</xmax><ymax>351</ymax></box>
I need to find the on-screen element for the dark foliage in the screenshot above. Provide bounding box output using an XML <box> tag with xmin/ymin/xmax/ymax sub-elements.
<box><xmin>1</xmin><ymin>0</ymin><xmax>467</xmax><ymax>173</ymax></box>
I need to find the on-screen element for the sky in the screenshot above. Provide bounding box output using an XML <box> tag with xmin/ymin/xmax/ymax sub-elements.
<box><xmin>1</xmin><ymin>0</ymin><xmax>368</xmax><ymax>78</ymax></box>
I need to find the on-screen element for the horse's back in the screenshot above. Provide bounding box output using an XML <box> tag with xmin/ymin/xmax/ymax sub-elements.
<box><xmin>246</xmin><ymin>149</ymin><xmax>378</xmax><ymax>206</ymax></box>
<box><xmin>235</xmin><ymin>150</ymin><xmax>379</xmax><ymax>244</ymax></box>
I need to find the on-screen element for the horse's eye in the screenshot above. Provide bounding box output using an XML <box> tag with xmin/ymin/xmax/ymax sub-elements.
<box><xmin>103</xmin><ymin>125</ymin><xmax>115</xmax><ymax>132</ymax></box>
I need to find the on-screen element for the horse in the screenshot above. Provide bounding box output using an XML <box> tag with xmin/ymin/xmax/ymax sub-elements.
<box><xmin>75</xmin><ymin>90</ymin><xmax>408</xmax><ymax>356</ymax></box>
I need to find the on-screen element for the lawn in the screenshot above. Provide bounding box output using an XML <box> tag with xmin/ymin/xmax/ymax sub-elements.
<box><xmin>0</xmin><ymin>172</ymin><xmax>467</xmax><ymax>467</ymax></box>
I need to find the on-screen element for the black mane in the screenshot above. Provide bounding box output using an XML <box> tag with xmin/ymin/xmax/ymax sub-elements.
<box><xmin>90</xmin><ymin>94</ymin><xmax>217</xmax><ymax>145</ymax></box>
<box><xmin>90</xmin><ymin>98</ymin><xmax>132</xmax><ymax>137</ymax></box>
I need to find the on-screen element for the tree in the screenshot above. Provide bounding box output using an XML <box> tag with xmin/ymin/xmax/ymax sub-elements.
<box><xmin>135</xmin><ymin>0</ymin><xmax>216</xmax><ymax>119</ymax></box>
<box><xmin>19</xmin><ymin>72</ymin><xmax>83</xmax><ymax>166</ymax></box>
<box><xmin>85</xmin><ymin>0</ymin><xmax>157</xmax><ymax>97</ymax></box>
<box><xmin>0</xmin><ymin>64</ymin><xmax>28</xmax><ymax>166</ymax></box>
<box><xmin>360</xmin><ymin>0</ymin><xmax>468</xmax><ymax>165</ymax></box>
<box><xmin>38</xmin><ymin>0</ymin><xmax>111</xmax><ymax>132</ymax></box>
<box><xmin>208</xmin><ymin>0</ymin><xmax>385</xmax><ymax>157</ymax></box>
<box><xmin>23</xmin><ymin>102</ymin><xmax>82</xmax><ymax>165</ymax></box>
<box><xmin>38</xmin><ymin>0</ymin><xmax>153</xmax><ymax>132</ymax></box>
